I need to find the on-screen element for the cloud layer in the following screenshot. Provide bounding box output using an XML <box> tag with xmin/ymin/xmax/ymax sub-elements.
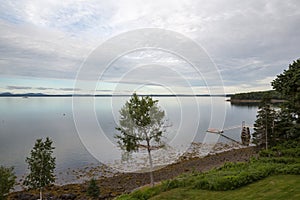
<box><xmin>0</xmin><ymin>0</ymin><xmax>299</xmax><ymax>94</ymax></box>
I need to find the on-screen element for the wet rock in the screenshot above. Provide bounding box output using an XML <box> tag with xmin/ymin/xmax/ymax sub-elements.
<box><xmin>99</xmin><ymin>193</ymin><xmax>111</xmax><ymax>199</ymax></box>
<box><xmin>13</xmin><ymin>193</ymin><xmax>39</xmax><ymax>200</ymax></box>
<box><xmin>59</xmin><ymin>193</ymin><xmax>77</xmax><ymax>200</ymax></box>
<box><xmin>44</xmin><ymin>193</ymin><xmax>58</xmax><ymax>200</ymax></box>
<box><xmin>9</xmin><ymin>147</ymin><xmax>258</xmax><ymax>200</ymax></box>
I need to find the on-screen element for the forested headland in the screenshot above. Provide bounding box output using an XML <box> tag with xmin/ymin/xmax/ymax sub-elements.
<box><xmin>229</xmin><ymin>90</ymin><xmax>284</xmax><ymax>103</ymax></box>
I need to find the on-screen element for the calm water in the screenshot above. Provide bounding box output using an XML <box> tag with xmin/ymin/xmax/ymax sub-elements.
<box><xmin>0</xmin><ymin>97</ymin><xmax>257</xmax><ymax>184</ymax></box>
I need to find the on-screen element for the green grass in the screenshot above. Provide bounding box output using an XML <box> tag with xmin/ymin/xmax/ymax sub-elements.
<box><xmin>150</xmin><ymin>175</ymin><xmax>300</xmax><ymax>200</ymax></box>
<box><xmin>116</xmin><ymin>140</ymin><xmax>300</xmax><ymax>200</ymax></box>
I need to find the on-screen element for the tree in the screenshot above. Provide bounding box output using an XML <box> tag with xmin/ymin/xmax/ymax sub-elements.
<box><xmin>86</xmin><ymin>178</ymin><xmax>100</xmax><ymax>199</ymax></box>
<box><xmin>253</xmin><ymin>98</ymin><xmax>277</xmax><ymax>149</ymax></box>
<box><xmin>271</xmin><ymin>59</ymin><xmax>300</xmax><ymax>139</ymax></box>
<box><xmin>0</xmin><ymin>166</ymin><xmax>16</xmax><ymax>200</ymax></box>
<box><xmin>23</xmin><ymin>137</ymin><xmax>55</xmax><ymax>200</ymax></box>
<box><xmin>115</xmin><ymin>93</ymin><xmax>167</xmax><ymax>186</ymax></box>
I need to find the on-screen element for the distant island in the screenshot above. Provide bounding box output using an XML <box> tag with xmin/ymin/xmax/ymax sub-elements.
<box><xmin>0</xmin><ymin>92</ymin><xmax>95</xmax><ymax>97</ymax></box>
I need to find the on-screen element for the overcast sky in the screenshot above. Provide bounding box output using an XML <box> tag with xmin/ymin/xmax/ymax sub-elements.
<box><xmin>0</xmin><ymin>0</ymin><xmax>299</xmax><ymax>95</ymax></box>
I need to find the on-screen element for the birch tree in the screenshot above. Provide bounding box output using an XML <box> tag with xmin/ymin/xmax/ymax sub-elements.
<box><xmin>24</xmin><ymin>137</ymin><xmax>55</xmax><ymax>200</ymax></box>
<box><xmin>115</xmin><ymin>93</ymin><xmax>167</xmax><ymax>186</ymax></box>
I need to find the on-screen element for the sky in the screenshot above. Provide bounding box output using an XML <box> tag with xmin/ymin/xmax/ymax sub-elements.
<box><xmin>0</xmin><ymin>0</ymin><xmax>299</xmax><ymax>95</ymax></box>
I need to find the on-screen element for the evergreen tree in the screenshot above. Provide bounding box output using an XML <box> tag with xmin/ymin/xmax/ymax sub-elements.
<box><xmin>0</xmin><ymin>166</ymin><xmax>16</xmax><ymax>200</ymax></box>
<box><xmin>86</xmin><ymin>178</ymin><xmax>100</xmax><ymax>199</ymax></box>
<box><xmin>271</xmin><ymin>59</ymin><xmax>300</xmax><ymax>139</ymax></box>
<box><xmin>23</xmin><ymin>137</ymin><xmax>55</xmax><ymax>200</ymax></box>
<box><xmin>115</xmin><ymin>93</ymin><xmax>167</xmax><ymax>186</ymax></box>
<box><xmin>253</xmin><ymin>98</ymin><xmax>277</xmax><ymax>149</ymax></box>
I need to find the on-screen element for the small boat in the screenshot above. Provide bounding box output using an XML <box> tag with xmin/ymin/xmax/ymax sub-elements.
<box><xmin>206</xmin><ymin>128</ymin><xmax>223</xmax><ymax>133</ymax></box>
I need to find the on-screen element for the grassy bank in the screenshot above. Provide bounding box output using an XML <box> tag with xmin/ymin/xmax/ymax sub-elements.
<box><xmin>151</xmin><ymin>175</ymin><xmax>300</xmax><ymax>200</ymax></box>
<box><xmin>116</xmin><ymin>141</ymin><xmax>300</xmax><ymax>200</ymax></box>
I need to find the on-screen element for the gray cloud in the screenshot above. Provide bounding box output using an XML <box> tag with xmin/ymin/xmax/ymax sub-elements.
<box><xmin>0</xmin><ymin>0</ymin><xmax>299</xmax><ymax>93</ymax></box>
<box><xmin>7</xmin><ymin>86</ymin><xmax>32</xmax><ymax>90</ymax></box>
<box><xmin>58</xmin><ymin>88</ymin><xmax>81</xmax><ymax>91</ymax></box>
<box><xmin>6</xmin><ymin>85</ymin><xmax>81</xmax><ymax>92</ymax></box>
<box><xmin>36</xmin><ymin>87</ymin><xmax>54</xmax><ymax>90</ymax></box>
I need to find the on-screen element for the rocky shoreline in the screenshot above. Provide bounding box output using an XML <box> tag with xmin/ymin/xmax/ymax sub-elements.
<box><xmin>8</xmin><ymin>146</ymin><xmax>258</xmax><ymax>200</ymax></box>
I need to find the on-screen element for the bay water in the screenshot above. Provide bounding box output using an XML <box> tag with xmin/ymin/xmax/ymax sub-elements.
<box><xmin>0</xmin><ymin>97</ymin><xmax>258</xmax><ymax>185</ymax></box>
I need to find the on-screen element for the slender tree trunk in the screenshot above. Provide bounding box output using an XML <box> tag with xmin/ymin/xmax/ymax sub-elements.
<box><xmin>146</xmin><ymin>139</ymin><xmax>154</xmax><ymax>187</ymax></box>
<box><xmin>40</xmin><ymin>153</ymin><xmax>43</xmax><ymax>200</ymax></box>
<box><xmin>147</xmin><ymin>147</ymin><xmax>154</xmax><ymax>187</ymax></box>
<box><xmin>265</xmin><ymin>113</ymin><xmax>268</xmax><ymax>150</ymax></box>
<box><xmin>39</xmin><ymin>188</ymin><xmax>42</xmax><ymax>200</ymax></box>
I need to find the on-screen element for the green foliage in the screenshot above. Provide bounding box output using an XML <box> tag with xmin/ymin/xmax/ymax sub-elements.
<box><xmin>191</xmin><ymin>162</ymin><xmax>277</xmax><ymax>191</ymax></box>
<box><xmin>115</xmin><ymin>93</ymin><xmax>166</xmax><ymax>153</ymax></box>
<box><xmin>86</xmin><ymin>178</ymin><xmax>100</xmax><ymax>199</ymax></box>
<box><xmin>115</xmin><ymin>141</ymin><xmax>300</xmax><ymax>199</ymax></box>
<box><xmin>253</xmin><ymin>98</ymin><xmax>277</xmax><ymax>147</ymax></box>
<box><xmin>115</xmin><ymin>93</ymin><xmax>167</xmax><ymax>186</ymax></box>
<box><xmin>117</xmin><ymin>185</ymin><xmax>162</xmax><ymax>200</ymax></box>
<box><xmin>0</xmin><ymin>166</ymin><xmax>16</xmax><ymax>200</ymax></box>
<box><xmin>272</xmin><ymin>59</ymin><xmax>300</xmax><ymax>108</ymax></box>
<box><xmin>162</xmin><ymin>179</ymin><xmax>183</xmax><ymax>191</ymax></box>
<box><xmin>271</xmin><ymin>59</ymin><xmax>300</xmax><ymax>140</ymax></box>
<box><xmin>275</xmin><ymin>163</ymin><xmax>300</xmax><ymax>175</ymax></box>
<box><xmin>230</xmin><ymin>90</ymin><xmax>283</xmax><ymax>100</ymax></box>
<box><xmin>131</xmin><ymin>186</ymin><xmax>162</xmax><ymax>200</ymax></box>
<box><xmin>259</xmin><ymin>140</ymin><xmax>300</xmax><ymax>157</ymax></box>
<box><xmin>150</xmin><ymin>175</ymin><xmax>300</xmax><ymax>200</ymax></box>
<box><xmin>23</xmin><ymin>137</ymin><xmax>56</xmax><ymax>191</ymax></box>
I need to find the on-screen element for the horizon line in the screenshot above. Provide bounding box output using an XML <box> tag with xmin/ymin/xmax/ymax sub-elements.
<box><xmin>0</xmin><ymin>92</ymin><xmax>232</xmax><ymax>97</ymax></box>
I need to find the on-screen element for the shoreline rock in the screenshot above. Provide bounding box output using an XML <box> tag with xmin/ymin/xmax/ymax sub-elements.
<box><xmin>8</xmin><ymin>146</ymin><xmax>258</xmax><ymax>200</ymax></box>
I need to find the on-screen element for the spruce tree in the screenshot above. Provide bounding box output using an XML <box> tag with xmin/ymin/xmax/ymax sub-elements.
<box><xmin>86</xmin><ymin>178</ymin><xmax>100</xmax><ymax>199</ymax></box>
<box><xmin>272</xmin><ymin>59</ymin><xmax>300</xmax><ymax>139</ymax></box>
<box><xmin>253</xmin><ymin>98</ymin><xmax>277</xmax><ymax>149</ymax></box>
<box><xmin>23</xmin><ymin>137</ymin><xmax>55</xmax><ymax>200</ymax></box>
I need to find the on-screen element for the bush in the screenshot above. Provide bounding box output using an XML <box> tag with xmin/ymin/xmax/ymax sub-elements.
<box><xmin>275</xmin><ymin>163</ymin><xmax>300</xmax><ymax>175</ymax></box>
<box><xmin>161</xmin><ymin>179</ymin><xmax>180</xmax><ymax>191</ymax></box>
<box><xmin>260</xmin><ymin>141</ymin><xmax>300</xmax><ymax>157</ymax></box>
<box><xmin>259</xmin><ymin>157</ymin><xmax>300</xmax><ymax>164</ymax></box>
<box><xmin>126</xmin><ymin>185</ymin><xmax>162</xmax><ymax>200</ymax></box>
<box><xmin>86</xmin><ymin>178</ymin><xmax>100</xmax><ymax>199</ymax></box>
<box><xmin>193</xmin><ymin>162</ymin><xmax>277</xmax><ymax>191</ymax></box>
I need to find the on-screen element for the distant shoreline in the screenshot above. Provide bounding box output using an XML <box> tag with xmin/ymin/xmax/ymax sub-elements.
<box><xmin>0</xmin><ymin>92</ymin><xmax>230</xmax><ymax>97</ymax></box>
<box><xmin>228</xmin><ymin>99</ymin><xmax>286</xmax><ymax>103</ymax></box>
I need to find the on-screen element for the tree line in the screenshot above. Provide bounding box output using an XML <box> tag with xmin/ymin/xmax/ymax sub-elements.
<box><xmin>230</xmin><ymin>90</ymin><xmax>284</xmax><ymax>100</ymax></box>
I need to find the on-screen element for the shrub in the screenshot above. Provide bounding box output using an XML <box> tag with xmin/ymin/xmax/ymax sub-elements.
<box><xmin>86</xmin><ymin>178</ymin><xmax>100</xmax><ymax>199</ymax></box>
<box><xmin>275</xmin><ymin>163</ymin><xmax>300</xmax><ymax>175</ymax></box>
